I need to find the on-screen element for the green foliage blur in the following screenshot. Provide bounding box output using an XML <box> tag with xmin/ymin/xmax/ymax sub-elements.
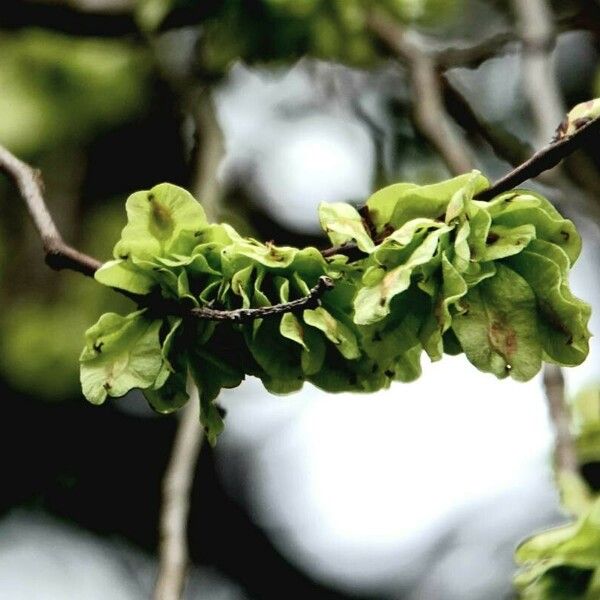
<box><xmin>138</xmin><ymin>0</ymin><xmax>461</xmax><ymax>73</ymax></box>
<box><xmin>0</xmin><ymin>30</ymin><xmax>149</xmax><ymax>155</ymax></box>
<box><xmin>1</xmin><ymin>205</ymin><xmax>132</xmax><ymax>399</ymax></box>
<box><xmin>0</xmin><ymin>29</ymin><xmax>150</xmax><ymax>398</ymax></box>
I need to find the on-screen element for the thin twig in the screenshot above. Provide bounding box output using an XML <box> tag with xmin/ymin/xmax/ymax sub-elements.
<box><xmin>475</xmin><ymin>114</ymin><xmax>600</xmax><ymax>200</ymax></box>
<box><xmin>442</xmin><ymin>76</ymin><xmax>533</xmax><ymax>168</ymax></box>
<box><xmin>154</xmin><ymin>387</ymin><xmax>203</xmax><ymax>600</ymax></box>
<box><xmin>476</xmin><ymin>0</ymin><xmax>599</xmax><ymax>202</ymax></box>
<box><xmin>0</xmin><ymin>145</ymin><xmax>102</xmax><ymax>277</ymax></box>
<box><xmin>191</xmin><ymin>275</ymin><xmax>334</xmax><ymax>321</ymax></box>
<box><xmin>367</xmin><ymin>10</ymin><xmax>473</xmax><ymax>176</ymax></box>
<box><xmin>435</xmin><ymin>31</ymin><xmax>517</xmax><ymax>69</ymax></box>
<box><xmin>320</xmin><ymin>113</ymin><xmax>600</xmax><ymax>252</ymax></box>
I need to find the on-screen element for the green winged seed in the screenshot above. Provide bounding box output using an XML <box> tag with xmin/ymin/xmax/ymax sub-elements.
<box><xmin>300</xmin><ymin>326</ymin><xmax>327</xmax><ymax>375</ymax></box>
<box><xmin>515</xmin><ymin>497</ymin><xmax>600</xmax><ymax>598</ymax></box>
<box><xmin>421</xmin><ymin>253</ymin><xmax>468</xmax><ymax>361</ymax></box>
<box><xmin>465</xmin><ymin>206</ymin><xmax>492</xmax><ymax>261</ymax></box>
<box><xmin>94</xmin><ymin>258</ymin><xmax>156</xmax><ymax>294</ymax></box>
<box><xmin>280</xmin><ymin>313</ymin><xmax>307</xmax><ymax>349</ymax></box>
<box><xmin>387</xmin><ymin>171</ymin><xmax>489</xmax><ymax>228</ymax></box>
<box><xmin>246</xmin><ymin>317</ymin><xmax>304</xmax><ymax>380</ymax></box>
<box><xmin>479</xmin><ymin>223</ymin><xmax>536</xmax><ymax>262</ymax></box>
<box><xmin>80</xmin><ymin>311</ymin><xmax>163</xmax><ymax>405</ymax></box>
<box><xmin>506</xmin><ymin>245</ymin><xmax>591</xmax><ymax>366</ymax></box>
<box><xmin>557</xmin><ymin>98</ymin><xmax>600</xmax><ymax>139</ymax></box>
<box><xmin>365</xmin><ymin>182</ymin><xmax>419</xmax><ymax>232</ymax></box>
<box><xmin>223</xmin><ymin>239</ymin><xmax>297</xmax><ymax>269</ymax></box>
<box><xmin>188</xmin><ymin>346</ymin><xmax>244</xmax><ymax>446</ymax></box>
<box><xmin>451</xmin><ymin>264</ymin><xmax>542</xmax><ymax>381</ymax></box>
<box><xmin>152</xmin><ymin>318</ymin><xmax>183</xmax><ymax>390</ymax></box>
<box><xmin>319</xmin><ymin>201</ymin><xmax>375</xmax><ymax>253</ymax></box>
<box><xmin>490</xmin><ymin>197</ymin><xmax>581</xmax><ymax>264</ymax></box>
<box><xmin>394</xmin><ymin>344</ymin><xmax>423</xmax><ymax>383</ymax></box>
<box><xmin>304</xmin><ymin>307</ymin><xmax>361</xmax><ymax>359</ymax></box>
<box><xmin>144</xmin><ymin>370</ymin><xmax>189</xmax><ymax>415</ymax></box>
<box><xmin>114</xmin><ymin>183</ymin><xmax>208</xmax><ymax>261</ymax></box>
<box><xmin>354</xmin><ymin>226</ymin><xmax>450</xmax><ymax>325</ymax></box>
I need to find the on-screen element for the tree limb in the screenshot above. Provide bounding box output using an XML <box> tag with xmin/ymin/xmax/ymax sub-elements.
<box><xmin>152</xmin><ymin>83</ymin><xmax>226</xmax><ymax>600</ymax></box>
<box><xmin>154</xmin><ymin>387</ymin><xmax>203</xmax><ymax>600</ymax></box>
<box><xmin>434</xmin><ymin>31</ymin><xmax>518</xmax><ymax>69</ymax></box>
<box><xmin>5</xmin><ymin>115</ymin><xmax>597</xmax><ymax>286</ymax></box>
<box><xmin>2</xmin><ymin>104</ymin><xmax>600</xmax><ymax>293</ymax></box>
<box><xmin>442</xmin><ymin>76</ymin><xmax>533</xmax><ymax>167</ymax></box>
<box><xmin>474</xmin><ymin>114</ymin><xmax>600</xmax><ymax>200</ymax></box>
<box><xmin>190</xmin><ymin>276</ymin><xmax>334</xmax><ymax>322</ymax></box>
<box><xmin>321</xmin><ymin>110</ymin><xmax>600</xmax><ymax>255</ymax></box>
<box><xmin>0</xmin><ymin>144</ymin><xmax>103</xmax><ymax>277</ymax></box>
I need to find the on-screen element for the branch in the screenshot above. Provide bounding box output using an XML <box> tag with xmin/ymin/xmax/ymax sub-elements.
<box><xmin>442</xmin><ymin>76</ymin><xmax>533</xmax><ymax>168</ymax></box>
<box><xmin>366</xmin><ymin>2</ymin><xmax>600</xmax><ymax>210</ymax></box>
<box><xmin>190</xmin><ymin>276</ymin><xmax>334</xmax><ymax>322</ymax></box>
<box><xmin>474</xmin><ymin>114</ymin><xmax>600</xmax><ymax>200</ymax></box>
<box><xmin>319</xmin><ymin>113</ymin><xmax>600</xmax><ymax>252</ymax></box>
<box><xmin>190</xmin><ymin>91</ymin><xmax>225</xmax><ymax>223</ymax></box>
<box><xmin>542</xmin><ymin>365</ymin><xmax>579</xmax><ymax>480</ymax></box>
<box><xmin>435</xmin><ymin>31</ymin><xmax>518</xmax><ymax>69</ymax></box>
<box><xmin>0</xmin><ymin>145</ymin><xmax>103</xmax><ymax>277</ymax></box>
<box><xmin>367</xmin><ymin>10</ymin><xmax>473</xmax><ymax>176</ymax></box>
<box><xmin>440</xmin><ymin>80</ymin><xmax>600</xmax><ymax>222</ymax></box>
<box><xmin>152</xmin><ymin>84</ymin><xmax>224</xmax><ymax>600</ymax></box>
<box><xmin>320</xmin><ymin>241</ymin><xmax>365</xmax><ymax>261</ymax></box>
<box><xmin>154</xmin><ymin>389</ymin><xmax>203</xmax><ymax>600</ymax></box>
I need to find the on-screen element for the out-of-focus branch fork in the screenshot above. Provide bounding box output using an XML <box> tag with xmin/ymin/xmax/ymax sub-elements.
<box><xmin>366</xmin><ymin>9</ymin><xmax>473</xmax><ymax>176</ymax></box>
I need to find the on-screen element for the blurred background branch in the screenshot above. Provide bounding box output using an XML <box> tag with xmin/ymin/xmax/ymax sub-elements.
<box><xmin>367</xmin><ymin>10</ymin><xmax>473</xmax><ymax>175</ymax></box>
<box><xmin>155</xmin><ymin>390</ymin><xmax>203</xmax><ymax>600</ymax></box>
<box><xmin>512</xmin><ymin>0</ymin><xmax>564</xmax><ymax>145</ymax></box>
